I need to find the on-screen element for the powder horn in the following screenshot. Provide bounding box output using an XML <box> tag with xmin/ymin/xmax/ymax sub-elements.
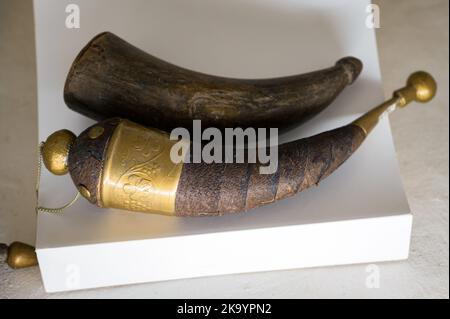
<box><xmin>40</xmin><ymin>71</ymin><xmax>436</xmax><ymax>216</ymax></box>
<box><xmin>64</xmin><ymin>32</ymin><xmax>362</xmax><ymax>132</ymax></box>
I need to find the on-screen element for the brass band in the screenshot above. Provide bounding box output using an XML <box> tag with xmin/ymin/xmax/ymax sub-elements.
<box><xmin>352</xmin><ymin>98</ymin><xmax>398</xmax><ymax>136</ymax></box>
<box><xmin>100</xmin><ymin>120</ymin><xmax>184</xmax><ymax>215</ymax></box>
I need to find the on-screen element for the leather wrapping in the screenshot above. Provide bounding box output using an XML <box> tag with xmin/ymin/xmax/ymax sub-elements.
<box><xmin>175</xmin><ymin>125</ymin><xmax>366</xmax><ymax>216</ymax></box>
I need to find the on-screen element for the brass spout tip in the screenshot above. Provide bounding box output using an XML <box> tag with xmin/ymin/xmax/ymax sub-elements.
<box><xmin>395</xmin><ymin>71</ymin><xmax>437</xmax><ymax>106</ymax></box>
<box><xmin>353</xmin><ymin>71</ymin><xmax>436</xmax><ymax>136</ymax></box>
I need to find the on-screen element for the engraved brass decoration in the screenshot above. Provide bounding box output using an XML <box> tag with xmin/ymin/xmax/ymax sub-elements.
<box><xmin>100</xmin><ymin>120</ymin><xmax>185</xmax><ymax>215</ymax></box>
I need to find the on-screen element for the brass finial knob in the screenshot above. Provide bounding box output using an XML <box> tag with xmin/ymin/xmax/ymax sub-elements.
<box><xmin>42</xmin><ymin>129</ymin><xmax>76</xmax><ymax>175</ymax></box>
<box><xmin>407</xmin><ymin>71</ymin><xmax>437</xmax><ymax>103</ymax></box>
<box><xmin>395</xmin><ymin>71</ymin><xmax>437</xmax><ymax>106</ymax></box>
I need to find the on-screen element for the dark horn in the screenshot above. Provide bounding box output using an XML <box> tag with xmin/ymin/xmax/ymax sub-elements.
<box><xmin>64</xmin><ymin>32</ymin><xmax>362</xmax><ymax>132</ymax></box>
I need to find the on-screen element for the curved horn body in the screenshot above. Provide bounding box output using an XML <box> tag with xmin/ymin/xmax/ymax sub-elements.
<box><xmin>64</xmin><ymin>32</ymin><xmax>362</xmax><ymax>132</ymax></box>
<box><xmin>175</xmin><ymin>125</ymin><xmax>365</xmax><ymax>216</ymax></box>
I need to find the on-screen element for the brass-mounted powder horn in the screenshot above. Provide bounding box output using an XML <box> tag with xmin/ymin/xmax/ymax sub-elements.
<box><xmin>40</xmin><ymin>71</ymin><xmax>436</xmax><ymax>217</ymax></box>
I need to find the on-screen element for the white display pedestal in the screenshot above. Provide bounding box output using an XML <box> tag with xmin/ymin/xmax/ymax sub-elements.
<box><xmin>34</xmin><ymin>0</ymin><xmax>411</xmax><ymax>292</ymax></box>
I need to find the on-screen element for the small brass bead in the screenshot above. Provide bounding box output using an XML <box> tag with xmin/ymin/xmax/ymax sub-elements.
<box><xmin>88</xmin><ymin>126</ymin><xmax>105</xmax><ymax>139</ymax></box>
<box><xmin>78</xmin><ymin>184</ymin><xmax>91</xmax><ymax>200</ymax></box>
<box><xmin>42</xmin><ymin>130</ymin><xmax>76</xmax><ymax>175</ymax></box>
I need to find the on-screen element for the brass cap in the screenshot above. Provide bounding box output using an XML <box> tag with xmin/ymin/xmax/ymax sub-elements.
<box><xmin>7</xmin><ymin>242</ymin><xmax>38</xmax><ymax>269</ymax></box>
<box><xmin>42</xmin><ymin>129</ymin><xmax>76</xmax><ymax>175</ymax></box>
<box><xmin>395</xmin><ymin>71</ymin><xmax>437</xmax><ymax>106</ymax></box>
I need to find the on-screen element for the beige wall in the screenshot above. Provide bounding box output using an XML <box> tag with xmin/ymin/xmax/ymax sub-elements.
<box><xmin>0</xmin><ymin>0</ymin><xmax>37</xmax><ymax>245</ymax></box>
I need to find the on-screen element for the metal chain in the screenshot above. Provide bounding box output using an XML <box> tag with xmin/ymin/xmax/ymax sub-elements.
<box><xmin>35</xmin><ymin>142</ymin><xmax>80</xmax><ymax>214</ymax></box>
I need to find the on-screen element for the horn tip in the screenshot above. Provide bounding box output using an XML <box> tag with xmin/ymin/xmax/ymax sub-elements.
<box><xmin>337</xmin><ymin>56</ymin><xmax>363</xmax><ymax>84</ymax></box>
